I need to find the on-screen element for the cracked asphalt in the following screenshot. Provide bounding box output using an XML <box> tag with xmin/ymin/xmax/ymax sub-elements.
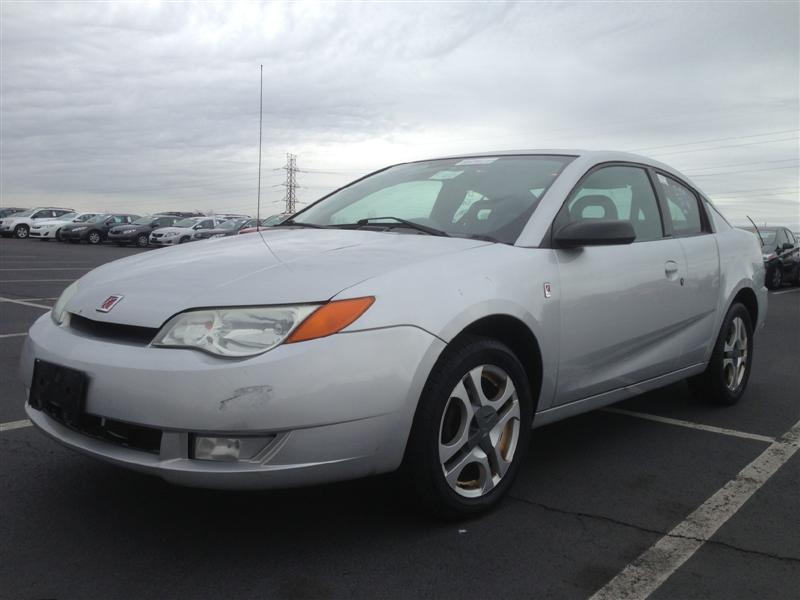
<box><xmin>1</xmin><ymin>237</ymin><xmax>798</xmax><ymax>599</ymax></box>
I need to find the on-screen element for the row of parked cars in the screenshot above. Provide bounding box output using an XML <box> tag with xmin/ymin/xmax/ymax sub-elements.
<box><xmin>0</xmin><ymin>207</ymin><xmax>288</xmax><ymax>247</ymax></box>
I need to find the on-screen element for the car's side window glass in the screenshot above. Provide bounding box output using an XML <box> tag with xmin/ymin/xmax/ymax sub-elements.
<box><xmin>787</xmin><ymin>230</ymin><xmax>797</xmax><ymax>245</ymax></box>
<box><xmin>656</xmin><ymin>174</ymin><xmax>705</xmax><ymax>236</ymax></box>
<box><xmin>329</xmin><ymin>180</ymin><xmax>443</xmax><ymax>224</ymax></box>
<box><xmin>776</xmin><ymin>229</ymin><xmax>787</xmax><ymax>248</ymax></box>
<box><xmin>556</xmin><ymin>165</ymin><xmax>664</xmax><ymax>242</ymax></box>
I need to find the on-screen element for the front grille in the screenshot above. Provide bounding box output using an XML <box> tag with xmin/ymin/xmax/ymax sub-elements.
<box><xmin>36</xmin><ymin>402</ymin><xmax>162</xmax><ymax>454</ymax></box>
<box><xmin>68</xmin><ymin>314</ymin><xmax>159</xmax><ymax>346</ymax></box>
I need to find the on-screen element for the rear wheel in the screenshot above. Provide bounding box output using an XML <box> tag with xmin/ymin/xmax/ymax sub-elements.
<box><xmin>87</xmin><ymin>231</ymin><xmax>101</xmax><ymax>245</ymax></box>
<box><xmin>179</xmin><ymin>236</ymin><xmax>190</xmax><ymax>244</ymax></box>
<box><xmin>55</xmin><ymin>228</ymin><xmax>62</xmax><ymax>241</ymax></box>
<box><xmin>136</xmin><ymin>234</ymin><xmax>149</xmax><ymax>248</ymax></box>
<box><xmin>13</xmin><ymin>224</ymin><xmax>29</xmax><ymax>239</ymax></box>
<box><xmin>404</xmin><ymin>336</ymin><xmax>532</xmax><ymax>519</ymax></box>
<box><xmin>689</xmin><ymin>303</ymin><xmax>753</xmax><ymax>406</ymax></box>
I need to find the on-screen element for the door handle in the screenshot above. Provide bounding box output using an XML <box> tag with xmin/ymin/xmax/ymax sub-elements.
<box><xmin>664</xmin><ymin>260</ymin><xmax>678</xmax><ymax>277</ymax></box>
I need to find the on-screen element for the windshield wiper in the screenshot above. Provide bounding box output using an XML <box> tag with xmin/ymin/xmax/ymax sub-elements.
<box><xmin>341</xmin><ymin>216</ymin><xmax>450</xmax><ymax>237</ymax></box>
<box><xmin>274</xmin><ymin>220</ymin><xmax>327</xmax><ymax>229</ymax></box>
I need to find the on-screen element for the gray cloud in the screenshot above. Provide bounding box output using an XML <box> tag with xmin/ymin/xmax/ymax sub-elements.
<box><xmin>1</xmin><ymin>1</ymin><xmax>797</xmax><ymax>227</ymax></box>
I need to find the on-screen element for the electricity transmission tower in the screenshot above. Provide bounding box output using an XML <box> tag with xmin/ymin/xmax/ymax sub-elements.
<box><xmin>281</xmin><ymin>153</ymin><xmax>299</xmax><ymax>214</ymax></box>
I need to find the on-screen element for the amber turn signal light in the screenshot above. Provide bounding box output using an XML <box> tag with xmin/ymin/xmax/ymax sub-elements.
<box><xmin>286</xmin><ymin>296</ymin><xmax>375</xmax><ymax>343</ymax></box>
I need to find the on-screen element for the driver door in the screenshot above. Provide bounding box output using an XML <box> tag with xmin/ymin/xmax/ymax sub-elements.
<box><xmin>553</xmin><ymin>164</ymin><xmax>687</xmax><ymax>405</ymax></box>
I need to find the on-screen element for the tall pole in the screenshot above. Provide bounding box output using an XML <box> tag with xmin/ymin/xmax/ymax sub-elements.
<box><xmin>256</xmin><ymin>64</ymin><xmax>263</xmax><ymax>230</ymax></box>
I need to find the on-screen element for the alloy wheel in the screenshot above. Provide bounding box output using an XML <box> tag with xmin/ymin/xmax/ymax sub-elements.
<box><xmin>137</xmin><ymin>235</ymin><xmax>148</xmax><ymax>247</ymax></box>
<box><xmin>438</xmin><ymin>365</ymin><xmax>521</xmax><ymax>498</ymax></box>
<box><xmin>14</xmin><ymin>226</ymin><xmax>28</xmax><ymax>239</ymax></box>
<box><xmin>88</xmin><ymin>232</ymin><xmax>101</xmax><ymax>244</ymax></box>
<box><xmin>722</xmin><ymin>316</ymin><xmax>748</xmax><ymax>392</ymax></box>
<box><xmin>771</xmin><ymin>268</ymin><xmax>782</xmax><ymax>289</ymax></box>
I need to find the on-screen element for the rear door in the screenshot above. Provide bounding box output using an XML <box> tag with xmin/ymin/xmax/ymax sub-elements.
<box><xmin>653</xmin><ymin>173</ymin><xmax>720</xmax><ymax>367</ymax></box>
<box><xmin>553</xmin><ymin>163</ymin><xmax>687</xmax><ymax>405</ymax></box>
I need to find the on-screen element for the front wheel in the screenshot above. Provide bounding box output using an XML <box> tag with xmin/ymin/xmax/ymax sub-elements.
<box><xmin>767</xmin><ymin>267</ymin><xmax>783</xmax><ymax>290</ymax></box>
<box><xmin>403</xmin><ymin>336</ymin><xmax>532</xmax><ymax>519</ymax></box>
<box><xmin>689</xmin><ymin>303</ymin><xmax>753</xmax><ymax>406</ymax></box>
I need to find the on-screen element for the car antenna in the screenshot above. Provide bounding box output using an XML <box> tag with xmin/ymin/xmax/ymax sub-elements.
<box><xmin>746</xmin><ymin>215</ymin><xmax>763</xmax><ymax>247</ymax></box>
<box><xmin>256</xmin><ymin>64</ymin><xmax>263</xmax><ymax>232</ymax></box>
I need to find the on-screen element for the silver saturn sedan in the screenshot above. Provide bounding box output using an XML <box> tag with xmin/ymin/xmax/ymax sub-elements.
<box><xmin>21</xmin><ymin>150</ymin><xmax>766</xmax><ymax>518</ymax></box>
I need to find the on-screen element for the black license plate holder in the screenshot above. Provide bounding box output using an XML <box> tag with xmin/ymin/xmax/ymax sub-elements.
<box><xmin>29</xmin><ymin>359</ymin><xmax>88</xmax><ymax>427</ymax></box>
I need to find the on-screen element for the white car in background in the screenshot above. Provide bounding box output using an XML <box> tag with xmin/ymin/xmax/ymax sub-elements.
<box><xmin>0</xmin><ymin>207</ymin><xmax>75</xmax><ymax>239</ymax></box>
<box><xmin>29</xmin><ymin>212</ymin><xmax>103</xmax><ymax>241</ymax></box>
<box><xmin>149</xmin><ymin>216</ymin><xmax>229</xmax><ymax>246</ymax></box>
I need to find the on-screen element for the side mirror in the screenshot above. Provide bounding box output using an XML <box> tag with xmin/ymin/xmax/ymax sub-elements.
<box><xmin>554</xmin><ymin>220</ymin><xmax>637</xmax><ymax>248</ymax></box>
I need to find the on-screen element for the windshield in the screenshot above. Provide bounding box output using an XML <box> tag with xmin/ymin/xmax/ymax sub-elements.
<box><xmin>759</xmin><ymin>230</ymin><xmax>777</xmax><ymax>245</ymax></box>
<box><xmin>56</xmin><ymin>212</ymin><xmax>77</xmax><ymax>221</ymax></box>
<box><xmin>85</xmin><ymin>214</ymin><xmax>108</xmax><ymax>224</ymax></box>
<box><xmin>174</xmin><ymin>218</ymin><xmax>200</xmax><ymax>227</ymax></box>
<box><xmin>74</xmin><ymin>213</ymin><xmax>95</xmax><ymax>222</ymax></box>
<box><xmin>291</xmin><ymin>155</ymin><xmax>574</xmax><ymax>243</ymax></box>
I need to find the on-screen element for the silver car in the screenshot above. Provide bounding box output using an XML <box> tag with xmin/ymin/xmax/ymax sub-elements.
<box><xmin>21</xmin><ymin>150</ymin><xmax>766</xmax><ymax>518</ymax></box>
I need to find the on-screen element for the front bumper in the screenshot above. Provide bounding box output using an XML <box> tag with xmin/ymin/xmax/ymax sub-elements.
<box><xmin>149</xmin><ymin>236</ymin><xmax>178</xmax><ymax>245</ymax></box>
<box><xmin>20</xmin><ymin>314</ymin><xmax>444</xmax><ymax>489</ymax></box>
<box><xmin>30</xmin><ymin>229</ymin><xmax>55</xmax><ymax>238</ymax></box>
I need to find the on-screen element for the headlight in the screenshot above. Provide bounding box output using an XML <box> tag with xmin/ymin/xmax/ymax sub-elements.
<box><xmin>152</xmin><ymin>297</ymin><xmax>374</xmax><ymax>358</ymax></box>
<box><xmin>52</xmin><ymin>281</ymin><xmax>79</xmax><ymax>325</ymax></box>
<box><xmin>164</xmin><ymin>231</ymin><xmax>179</xmax><ymax>237</ymax></box>
<box><xmin>122</xmin><ymin>229</ymin><xmax>135</xmax><ymax>234</ymax></box>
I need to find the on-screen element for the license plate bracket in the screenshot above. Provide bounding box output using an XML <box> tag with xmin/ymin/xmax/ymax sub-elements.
<box><xmin>29</xmin><ymin>359</ymin><xmax>88</xmax><ymax>427</ymax></box>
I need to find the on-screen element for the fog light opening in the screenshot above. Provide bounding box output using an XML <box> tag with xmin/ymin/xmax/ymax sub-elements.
<box><xmin>191</xmin><ymin>435</ymin><xmax>275</xmax><ymax>462</ymax></box>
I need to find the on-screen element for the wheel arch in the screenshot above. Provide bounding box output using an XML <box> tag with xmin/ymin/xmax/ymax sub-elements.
<box><xmin>730</xmin><ymin>286</ymin><xmax>759</xmax><ymax>327</ymax></box>
<box><xmin>450</xmin><ymin>314</ymin><xmax>544</xmax><ymax>415</ymax></box>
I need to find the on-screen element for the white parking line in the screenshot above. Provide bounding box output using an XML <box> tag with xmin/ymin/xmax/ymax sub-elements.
<box><xmin>590</xmin><ymin>419</ymin><xmax>800</xmax><ymax>600</ymax></box>
<box><xmin>0</xmin><ymin>332</ymin><xmax>28</xmax><ymax>338</ymax></box>
<box><xmin>0</xmin><ymin>279</ymin><xmax>75</xmax><ymax>283</ymax></box>
<box><xmin>771</xmin><ymin>288</ymin><xmax>800</xmax><ymax>295</ymax></box>
<box><xmin>0</xmin><ymin>419</ymin><xmax>32</xmax><ymax>432</ymax></box>
<box><xmin>0</xmin><ymin>296</ymin><xmax>52</xmax><ymax>310</ymax></box>
<box><xmin>603</xmin><ymin>407</ymin><xmax>775</xmax><ymax>443</ymax></box>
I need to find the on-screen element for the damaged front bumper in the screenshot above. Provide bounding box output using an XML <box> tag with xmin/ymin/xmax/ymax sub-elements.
<box><xmin>20</xmin><ymin>313</ymin><xmax>445</xmax><ymax>489</ymax></box>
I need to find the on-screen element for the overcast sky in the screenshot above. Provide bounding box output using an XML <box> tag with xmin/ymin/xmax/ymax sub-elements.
<box><xmin>1</xmin><ymin>1</ymin><xmax>798</xmax><ymax>228</ymax></box>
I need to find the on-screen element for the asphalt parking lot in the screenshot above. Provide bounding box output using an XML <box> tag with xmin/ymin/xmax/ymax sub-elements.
<box><xmin>1</xmin><ymin>237</ymin><xmax>798</xmax><ymax>600</ymax></box>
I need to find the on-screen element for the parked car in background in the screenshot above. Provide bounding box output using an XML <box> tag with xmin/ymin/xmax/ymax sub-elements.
<box><xmin>149</xmin><ymin>216</ymin><xmax>228</xmax><ymax>246</ymax></box>
<box><xmin>23</xmin><ymin>150</ymin><xmax>766</xmax><ymax>519</ymax></box>
<box><xmin>0</xmin><ymin>207</ymin><xmax>74</xmax><ymax>239</ymax></box>
<box><xmin>237</xmin><ymin>214</ymin><xmax>291</xmax><ymax>234</ymax></box>
<box><xmin>0</xmin><ymin>207</ymin><xmax>28</xmax><ymax>220</ymax></box>
<box><xmin>60</xmin><ymin>214</ymin><xmax>140</xmax><ymax>245</ymax></box>
<box><xmin>192</xmin><ymin>217</ymin><xmax>252</xmax><ymax>240</ymax></box>
<box><xmin>154</xmin><ymin>211</ymin><xmax>205</xmax><ymax>218</ymax></box>
<box><xmin>29</xmin><ymin>212</ymin><xmax>102</xmax><ymax>241</ymax></box>
<box><xmin>108</xmin><ymin>215</ymin><xmax>183</xmax><ymax>247</ymax></box>
<box><xmin>746</xmin><ymin>226</ymin><xmax>800</xmax><ymax>289</ymax></box>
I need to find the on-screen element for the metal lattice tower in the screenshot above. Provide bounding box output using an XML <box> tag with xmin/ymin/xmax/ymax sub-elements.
<box><xmin>281</xmin><ymin>153</ymin><xmax>298</xmax><ymax>214</ymax></box>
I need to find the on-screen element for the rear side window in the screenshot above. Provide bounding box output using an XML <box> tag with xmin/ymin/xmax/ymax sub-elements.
<box><xmin>556</xmin><ymin>165</ymin><xmax>664</xmax><ymax>242</ymax></box>
<box><xmin>787</xmin><ymin>230</ymin><xmax>797</xmax><ymax>245</ymax></box>
<box><xmin>656</xmin><ymin>174</ymin><xmax>705</xmax><ymax>236</ymax></box>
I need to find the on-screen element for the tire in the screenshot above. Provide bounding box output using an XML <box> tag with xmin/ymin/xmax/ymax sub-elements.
<box><xmin>403</xmin><ymin>336</ymin><xmax>533</xmax><ymax>519</ymax></box>
<box><xmin>13</xmin><ymin>224</ymin><xmax>29</xmax><ymax>239</ymax></box>
<box><xmin>55</xmin><ymin>228</ymin><xmax>62</xmax><ymax>241</ymax></box>
<box><xmin>689</xmin><ymin>303</ymin><xmax>753</xmax><ymax>406</ymax></box>
<box><xmin>766</xmin><ymin>266</ymin><xmax>782</xmax><ymax>290</ymax></box>
<box><xmin>179</xmin><ymin>236</ymin><xmax>190</xmax><ymax>244</ymax></box>
<box><xmin>87</xmin><ymin>231</ymin><xmax>101</xmax><ymax>245</ymax></box>
<box><xmin>136</xmin><ymin>234</ymin><xmax>149</xmax><ymax>248</ymax></box>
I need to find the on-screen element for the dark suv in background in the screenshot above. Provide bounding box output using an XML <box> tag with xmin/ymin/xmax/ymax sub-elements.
<box><xmin>749</xmin><ymin>226</ymin><xmax>800</xmax><ymax>289</ymax></box>
<box><xmin>107</xmin><ymin>214</ymin><xmax>182</xmax><ymax>247</ymax></box>
<box><xmin>60</xmin><ymin>214</ymin><xmax>140</xmax><ymax>245</ymax></box>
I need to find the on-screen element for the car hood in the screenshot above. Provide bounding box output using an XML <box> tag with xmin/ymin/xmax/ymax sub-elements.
<box><xmin>66</xmin><ymin>228</ymin><xmax>492</xmax><ymax>327</ymax></box>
